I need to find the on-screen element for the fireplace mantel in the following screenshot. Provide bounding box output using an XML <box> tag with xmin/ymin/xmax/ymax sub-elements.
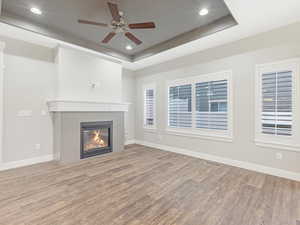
<box><xmin>47</xmin><ymin>100</ymin><xmax>130</xmax><ymax>112</ymax></box>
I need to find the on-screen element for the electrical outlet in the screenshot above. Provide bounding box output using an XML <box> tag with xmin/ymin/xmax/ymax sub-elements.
<box><xmin>35</xmin><ymin>144</ymin><xmax>41</xmax><ymax>151</ymax></box>
<box><xmin>276</xmin><ymin>152</ymin><xmax>283</xmax><ymax>160</ymax></box>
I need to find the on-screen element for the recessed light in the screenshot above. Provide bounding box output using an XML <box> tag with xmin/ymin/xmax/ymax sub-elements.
<box><xmin>199</xmin><ymin>8</ymin><xmax>209</xmax><ymax>16</ymax></box>
<box><xmin>30</xmin><ymin>7</ymin><xmax>42</xmax><ymax>15</ymax></box>
<box><xmin>126</xmin><ymin>45</ymin><xmax>133</xmax><ymax>50</ymax></box>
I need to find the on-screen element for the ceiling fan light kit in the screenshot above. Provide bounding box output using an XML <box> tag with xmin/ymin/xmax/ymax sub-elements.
<box><xmin>78</xmin><ymin>2</ymin><xmax>156</xmax><ymax>46</ymax></box>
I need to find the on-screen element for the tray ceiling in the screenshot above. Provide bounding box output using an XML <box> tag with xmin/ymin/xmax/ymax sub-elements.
<box><xmin>0</xmin><ymin>0</ymin><xmax>237</xmax><ymax>61</ymax></box>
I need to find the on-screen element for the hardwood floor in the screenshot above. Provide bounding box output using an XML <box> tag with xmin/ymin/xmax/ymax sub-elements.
<box><xmin>0</xmin><ymin>144</ymin><xmax>299</xmax><ymax>225</ymax></box>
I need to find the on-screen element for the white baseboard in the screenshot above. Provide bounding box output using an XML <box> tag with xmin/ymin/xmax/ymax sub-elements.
<box><xmin>125</xmin><ymin>139</ymin><xmax>137</xmax><ymax>145</ymax></box>
<box><xmin>2</xmin><ymin>141</ymin><xmax>299</xmax><ymax>181</ymax></box>
<box><xmin>0</xmin><ymin>154</ymin><xmax>54</xmax><ymax>171</ymax></box>
<box><xmin>53</xmin><ymin>152</ymin><xmax>61</xmax><ymax>161</ymax></box>
<box><xmin>135</xmin><ymin>140</ymin><xmax>300</xmax><ymax>182</ymax></box>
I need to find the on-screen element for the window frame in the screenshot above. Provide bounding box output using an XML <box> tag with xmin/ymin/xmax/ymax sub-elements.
<box><xmin>0</xmin><ymin>42</ymin><xmax>4</xmax><ymax>164</ymax></box>
<box><xmin>255</xmin><ymin>58</ymin><xmax>300</xmax><ymax>151</ymax></box>
<box><xmin>143</xmin><ymin>83</ymin><xmax>156</xmax><ymax>130</ymax></box>
<box><xmin>166</xmin><ymin>71</ymin><xmax>233</xmax><ymax>142</ymax></box>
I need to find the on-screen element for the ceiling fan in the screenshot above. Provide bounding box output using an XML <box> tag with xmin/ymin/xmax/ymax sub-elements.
<box><xmin>78</xmin><ymin>2</ymin><xmax>156</xmax><ymax>45</ymax></box>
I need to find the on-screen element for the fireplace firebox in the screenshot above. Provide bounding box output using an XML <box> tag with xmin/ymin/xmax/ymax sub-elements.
<box><xmin>80</xmin><ymin>121</ymin><xmax>113</xmax><ymax>159</ymax></box>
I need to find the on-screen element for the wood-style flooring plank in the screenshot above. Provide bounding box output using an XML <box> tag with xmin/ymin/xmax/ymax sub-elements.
<box><xmin>0</xmin><ymin>144</ymin><xmax>299</xmax><ymax>225</ymax></box>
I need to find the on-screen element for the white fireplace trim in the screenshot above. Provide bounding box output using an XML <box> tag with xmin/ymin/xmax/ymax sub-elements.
<box><xmin>47</xmin><ymin>100</ymin><xmax>130</xmax><ymax>112</ymax></box>
<box><xmin>0</xmin><ymin>42</ymin><xmax>5</xmax><ymax>164</ymax></box>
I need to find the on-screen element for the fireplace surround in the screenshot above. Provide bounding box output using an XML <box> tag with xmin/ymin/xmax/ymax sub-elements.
<box><xmin>80</xmin><ymin>121</ymin><xmax>113</xmax><ymax>159</ymax></box>
<box><xmin>48</xmin><ymin>100</ymin><xmax>129</xmax><ymax>163</ymax></box>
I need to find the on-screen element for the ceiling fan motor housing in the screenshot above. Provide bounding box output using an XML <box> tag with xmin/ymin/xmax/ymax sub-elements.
<box><xmin>110</xmin><ymin>16</ymin><xmax>128</xmax><ymax>33</ymax></box>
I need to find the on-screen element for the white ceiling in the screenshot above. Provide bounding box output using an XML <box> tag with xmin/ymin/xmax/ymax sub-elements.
<box><xmin>0</xmin><ymin>0</ymin><xmax>300</xmax><ymax>71</ymax></box>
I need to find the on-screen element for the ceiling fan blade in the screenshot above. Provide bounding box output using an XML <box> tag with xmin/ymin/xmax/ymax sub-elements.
<box><xmin>102</xmin><ymin>32</ymin><xmax>116</xmax><ymax>43</ymax></box>
<box><xmin>108</xmin><ymin>2</ymin><xmax>121</xmax><ymax>22</ymax></box>
<box><xmin>125</xmin><ymin>32</ymin><xmax>142</xmax><ymax>45</ymax></box>
<box><xmin>128</xmin><ymin>22</ymin><xmax>156</xmax><ymax>29</ymax></box>
<box><xmin>78</xmin><ymin>19</ymin><xmax>108</xmax><ymax>27</ymax></box>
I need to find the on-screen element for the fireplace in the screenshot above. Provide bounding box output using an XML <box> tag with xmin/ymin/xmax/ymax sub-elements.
<box><xmin>80</xmin><ymin>121</ymin><xmax>113</xmax><ymax>159</ymax></box>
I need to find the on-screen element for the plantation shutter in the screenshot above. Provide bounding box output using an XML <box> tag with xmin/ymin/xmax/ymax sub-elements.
<box><xmin>144</xmin><ymin>88</ymin><xmax>155</xmax><ymax>126</ymax></box>
<box><xmin>169</xmin><ymin>84</ymin><xmax>192</xmax><ymax>128</ymax></box>
<box><xmin>262</xmin><ymin>71</ymin><xmax>292</xmax><ymax>136</ymax></box>
<box><xmin>195</xmin><ymin>80</ymin><xmax>228</xmax><ymax>130</ymax></box>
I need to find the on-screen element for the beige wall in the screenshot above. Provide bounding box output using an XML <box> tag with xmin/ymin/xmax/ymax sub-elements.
<box><xmin>135</xmin><ymin>22</ymin><xmax>300</xmax><ymax>173</ymax></box>
<box><xmin>122</xmin><ymin>69</ymin><xmax>136</xmax><ymax>143</ymax></box>
<box><xmin>1</xmin><ymin>37</ymin><xmax>56</xmax><ymax>162</ymax></box>
<box><xmin>56</xmin><ymin>46</ymin><xmax>122</xmax><ymax>102</ymax></box>
<box><xmin>0</xmin><ymin>37</ymin><xmax>130</xmax><ymax>164</ymax></box>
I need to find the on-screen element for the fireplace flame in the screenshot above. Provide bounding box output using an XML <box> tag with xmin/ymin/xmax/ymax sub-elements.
<box><xmin>94</xmin><ymin>130</ymin><xmax>105</xmax><ymax>146</ymax></box>
<box><xmin>84</xmin><ymin>130</ymin><xmax>107</xmax><ymax>151</ymax></box>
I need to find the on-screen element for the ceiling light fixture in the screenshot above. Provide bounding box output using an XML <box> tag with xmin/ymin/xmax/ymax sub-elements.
<box><xmin>126</xmin><ymin>45</ymin><xmax>133</xmax><ymax>50</ymax></box>
<box><xmin>199</xmin><ymin>8</ymin><xmax>209</xmax><ymax>16</ymax></box>
<box><xmin>30</xmin><ymin>7</ymin><xmax>42</xmax><ymax>15</ymax></box>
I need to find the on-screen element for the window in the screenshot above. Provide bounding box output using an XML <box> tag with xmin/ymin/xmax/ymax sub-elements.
<box><xmin>143</xmin><ymin>84</ymin><xmax>156</xmax><ymax>128</ymax></box>
<box><xmin>168</xmin><ymin>84</ymin><xmax>192</xmax><ymax>128</ymax></box>
<box><xmin>255</xmin><ymin>58</ymin><xmax>300</xmax><ymax>151</ymax></box>
<box><xmin>261</xmin><ymin>71</ymin><xmax>292</xmax><ymax>136</ymax></box>
<box><xmin>167</xmin><ymin>71</ymin><xmax>233</xmax><ymax>141</ymax></box>
<box><xmin>196</xmin><ymin>80</ymin><xmax>228</xmax><ymax>130</ymax></box>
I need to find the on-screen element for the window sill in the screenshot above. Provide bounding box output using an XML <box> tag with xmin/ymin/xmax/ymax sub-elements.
<box><xmin>255</xmin><ymin>139</ymin><xmax>300</xmax><ymax>152</ymax></box>
<box><xmin>143</xmin><ymin>127</ymin><xmax>157</xmax><ymax>133</ymax></box>
<box><xmin>165</xmin><ymin>129</ymin><xmax>233</xmax><ymax>143</ymax></box>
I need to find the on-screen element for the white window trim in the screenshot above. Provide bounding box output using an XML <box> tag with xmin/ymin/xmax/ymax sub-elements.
<box><xmin>166</xmin><ymin>70</ymin><xmax>233</xmax><ymax>142</ymax></box>
<box><xmin>143</xmin><ymin>83</ymin><xmax>156</xmax><ymax>130</ymax></box>
<box><xmin>255</xmin><ymin>58</ymin><xmax>300</xmax><ymax>152</ymax></box>
<box><xmin>0</xmin><ymin>42</ymin><xmax>5</xmax><ymax>164</ymax></box>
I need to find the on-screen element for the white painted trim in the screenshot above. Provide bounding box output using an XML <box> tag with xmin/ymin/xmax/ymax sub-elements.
<box><xmin>0</xmin><ymin>42</ymin><xmax>5</xmax><ymax>164</ymax></box>
<box><xmin>143</xmin><ymin>128</ymin><xmax>158</xmax><ymax>134</ymax></box>
<box><xmin>47</xmin><ymin>100</ymin><xmax>130</xmax><ymax>112</ymax></box>
<box><xmin>143</xmin><ymin>83</ymin><xmax>156</xmax><ymax>129</ymax></box>
<box><xmin>255</xmin><ymin>139</ymin><xmax>300</xmax><ymax>152</ymax></box>
<box><xmin>125</xmin><ymin>139</ymin><xmax>136</xmax><ymax>145</ymax></box>
<box><xmin>254</xmin><ymin>58</ymin><xmax>300</xmax><ymax>151</ymax></box>
<box><xmin>0</xmin><ymin>154</ymin><xmax>54</xmax><ymax>171</ymax></box>
<box><xmin>166</xmin><ymin>70</ymin><xmax>233</xmax><ymax>139</ymax></box>
<box><xmin>0</xmin><ymin>42</ymin><xmax>4</xmax><ymax>51</ymax></box>
<box><xmin>53</xmin><ymin>152</ymin><xmax>61</xmax><ymax>161</ymax></box>
<box><xmin>134</xmin><ymin>140</ymin><xmax>300</xmax><ymax>182</ymax></box>
<box><xmin>165</xmin><ymin>129</ymin><xmax>233</xmax><ymax>143</ymax></box>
